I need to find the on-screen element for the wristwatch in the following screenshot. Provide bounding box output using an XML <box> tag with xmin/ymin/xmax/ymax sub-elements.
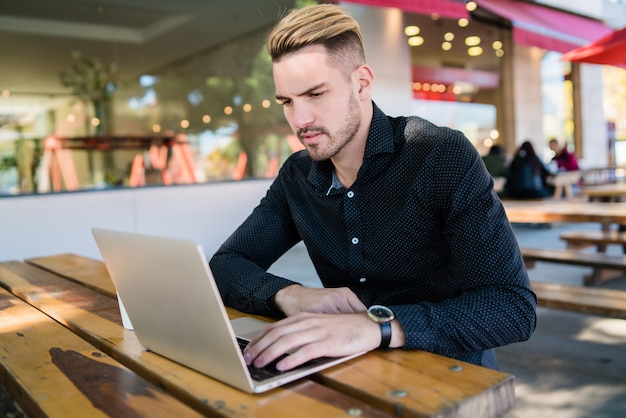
<box><xmin>367</xmin><ymin>305</ymin><xmax>395</xmax><ymax>349</ymax></box>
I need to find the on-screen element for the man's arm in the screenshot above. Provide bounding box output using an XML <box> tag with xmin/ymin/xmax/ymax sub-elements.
<box><xmin>210</xmin><ymin>172</ymin><xmax>303</xmax><ymax>316</ymax></box>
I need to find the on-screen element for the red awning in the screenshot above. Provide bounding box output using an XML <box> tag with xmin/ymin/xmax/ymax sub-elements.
<box><xmin>474</xmin><ymin>0</ymin><xmax>613</xmax><ymax>53</ymax></box>
<box><xmin>341</xmin><ymin>0</ymin><xmax>469</xmax><ymax>20</ymax></box>
<box><xmin>561</xmin><ymin>26</ymin><xmax>626</xmax><ymax>68</ymax></box>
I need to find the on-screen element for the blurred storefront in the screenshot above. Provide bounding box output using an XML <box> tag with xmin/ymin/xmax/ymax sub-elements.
<box><xmin>343</xmin><ymin>0</ymin><xmax>622</xmax><ymax>167</ymax></box>
<box><xmin>1</xmin><ymin>0</ymin><xmax>625</xmax><ymax>195</ymax></box>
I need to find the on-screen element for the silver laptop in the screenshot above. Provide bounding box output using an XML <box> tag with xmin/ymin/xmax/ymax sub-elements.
<box><xmin>91</xmin><ymin>227</ymin><xmax>363</xmax><ymax>393</ymax></box>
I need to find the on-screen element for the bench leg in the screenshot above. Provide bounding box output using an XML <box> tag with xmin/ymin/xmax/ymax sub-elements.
<box><xmin>584</xmin><ymin>271</ymin><xmax>599</xmax><ymax>287</ymax></box>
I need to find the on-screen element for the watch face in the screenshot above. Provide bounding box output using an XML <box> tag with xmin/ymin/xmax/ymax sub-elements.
<box><xmin>368</xmin><ymin>305</ymin><xmax>394</xmax><ymax>322</ymax></box>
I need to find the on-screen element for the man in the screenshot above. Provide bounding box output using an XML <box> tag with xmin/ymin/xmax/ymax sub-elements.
<box><xmin>210</xmin><ymin>4</ymin><xmax>536</xmax><ymax>372</ymax></box>
<box><xmin>549</xmin><ymin>138</ymin><xmax>579</xmax><ymax>172</ymax></box>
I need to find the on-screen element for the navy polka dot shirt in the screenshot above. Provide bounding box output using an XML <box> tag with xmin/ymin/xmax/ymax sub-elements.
<box><xmin>210</xmin><ymin>103</ymin><xmax>537</xmax><ymax>369</ymax></box>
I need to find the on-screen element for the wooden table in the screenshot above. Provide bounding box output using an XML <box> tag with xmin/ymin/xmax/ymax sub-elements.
<box><xmin>503</xmin><ymin>199</ymin><xmax>626</xmax><ymax>285</ymax></box>
<box><xmin>503</xmin><ymin>199</ymin><xmax>626</xmax><ymax>225</ymax></box>
<box><xmin>581</xmin><ymin>183</ymin><xmax>626</xmax><ymax>202</ymax></box>
<box><xmin>0</xmin><ymin>254</ymin><xmax>515</xmax><ymax>418</ymax></box>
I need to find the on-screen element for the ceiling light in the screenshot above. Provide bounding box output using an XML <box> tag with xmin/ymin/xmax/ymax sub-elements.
<box><xmin>444</xmin><ymin>32</ymin><xmax>455</xmax><ymax>41</ymax></box>
<box><xmin>408</xmin><ymin>36</ymin><xmax>424</xmax><ymax>47</ymax></box>
<box><xmin>466</xmin><ymin>1</ymin><xmax>478</xmax><ymax>12</ymax></box>
<box><xmin>492</xmin><ymin>40</ymin><xmax>503</xmax><ymax>49</ymax></box>
<box><xmin>465</xmin><ymin>36</ymin><xmax>481</xmax><ymax>46</ymax></box>
<box><xmin>442</xmin><ymin>42</ymin><xmax>452</xmax><ymax>51</ymax></box>
<box><xmin>458</xmin><ymin>18</ymin><xmax>469</xmax><ymax>27</ymax></box>
<box><xmin>405</xmin><ymin>26</ymin><xmax>420</xmax><ymax>36</ymax></box>
<box><xmin>468</xmin><ymin>46</ymin><xmax>483</xmax><ymax>56</ymax></box>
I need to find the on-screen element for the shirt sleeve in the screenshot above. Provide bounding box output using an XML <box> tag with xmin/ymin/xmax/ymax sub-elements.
<box><xmin>393</xmin><ymin>131</ymin><xmax>537</xmax><ymax>360</ymax></box>
<box><xmin>209</xmin><ymin>159</ymin><xmax>303</xmax><ymax>317</ymax></box>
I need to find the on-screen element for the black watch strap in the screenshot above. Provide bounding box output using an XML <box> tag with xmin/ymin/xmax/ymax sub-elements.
<box><xmin>379</xmin><ymin>321</ymin><xmax>392</xmax><ymax>349</ymax></box>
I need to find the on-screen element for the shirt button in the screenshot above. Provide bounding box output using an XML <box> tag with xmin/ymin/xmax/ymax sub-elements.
<box><xmin>347</xmin><ymin>191</ymin><xmax>354</xmax><ymax>198</ymax></box>
<box><xmin>351</xmin><ymin>237</ymin><xmax>359</xmax><ymax>245</ymax></box>
<box><xmin>359</xmin><ymin>277</ymin><xmax>367</xmax><ymax>283</ymax></box>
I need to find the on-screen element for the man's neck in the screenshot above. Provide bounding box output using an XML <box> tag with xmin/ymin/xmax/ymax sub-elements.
<box><xmin>331</xmin><ymin>102</ymin><xmax>373</xmax><ymax>189</ymax></box>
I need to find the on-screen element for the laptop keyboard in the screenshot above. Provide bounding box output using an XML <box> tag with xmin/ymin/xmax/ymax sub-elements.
<box><xmin>237</xmin><ymin>337</ymin><xmax>331</xmax><ymax>382</ymax></box>
<box><xmin>237</xmin><ymin>337</ymin><xmax>288</xmax><ymax>381</ymax></box>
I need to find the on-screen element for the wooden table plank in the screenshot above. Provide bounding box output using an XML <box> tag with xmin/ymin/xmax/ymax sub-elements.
<box><xmin>0</xmin><ymin>261</ymin><xmax>393</xmax><ymax>418</ymax></box>
<box><xmin>0</xmin><ymin>287</ymin><xmax>204</xmax><ymax>418</ymax></box>
<box><xmin>3</xmin><ymin>256</ymin><xmax>516</xmax><ymax>418</ymax></box>
<box><xmin>503</xmin><ymin>200</ymin><xmax>626</xmax><ymax>225</ymax></box>
<box><xmin>26</xmin><ymin>253</ymin><xmax>117</xmax><ymax>298</ymax></box>
<box><xmin>582</xmin><ymin>183</ymin><xmax>626</xmax><ymax>201</ymax></box>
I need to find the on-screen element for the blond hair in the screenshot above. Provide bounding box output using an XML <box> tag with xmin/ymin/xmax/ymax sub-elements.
<box><xmin>266</xmin><ymin>4</ymin><xmax>365</xmax><ymax>71</ymax></box>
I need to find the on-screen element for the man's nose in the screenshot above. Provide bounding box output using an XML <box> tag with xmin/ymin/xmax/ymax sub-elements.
<box><xmin>290</xmin><ymin>102</ymin><xmax>315</xmax><ymax>129</ymax></box>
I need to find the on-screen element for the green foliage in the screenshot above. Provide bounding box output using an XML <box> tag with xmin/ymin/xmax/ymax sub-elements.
<box><xmin>59</xmin><ymin>51</ymin><xmax>117</xmax><ymax>103</ymax></box>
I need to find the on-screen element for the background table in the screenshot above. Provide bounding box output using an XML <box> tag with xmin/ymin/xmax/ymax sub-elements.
<box><xmin>581</xmin><ymin>183</ymin><xmax>626</xmax><ymax>202</ymax></box>
<box><xmin>503</xmin><ymin>200</ymin><xmax>626</xmax><ymax>225</ymax></box>
<box><xmin>0</xmin><ymin>254</ymin><xmax>515</xmax><ymax>418</ymax></box>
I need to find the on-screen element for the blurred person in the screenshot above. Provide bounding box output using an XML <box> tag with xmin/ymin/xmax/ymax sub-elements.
<box><xmin>549</xmin><ymin>138</ymin><xmax>579</xmax><ymax>172</ymax></box>
<box><xmin>482</xmin><ymin>144</ymin><xmax>509</xmax><ymax>178</ymax></box>
<box><xmin>505</xmin><ymin>141</ymin><xmax>555</xmax><ymax>199</ymax></box>
<box><xmin>210</xmin><ymin>4</ymin><xmax>536</xmax><ymax>373</ymax></box>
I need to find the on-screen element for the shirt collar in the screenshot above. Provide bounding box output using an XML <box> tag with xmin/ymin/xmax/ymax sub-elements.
<box><xmin>309</xmin><ymin>102</ymin><xmax>395</xmax><ymax>195</ymax></box>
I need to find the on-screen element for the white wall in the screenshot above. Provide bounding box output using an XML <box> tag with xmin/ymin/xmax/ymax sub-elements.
<box><xmin>579</xmin><ymin>64</ymin><xmax>610</xmax><ymax>168</ymax></box>
<box><xmin>0</xmin><ymin>180</ymin><xmax>273</xmax><ymax>262</ymax></box>
<box><xmin>512</xmin><ymin>45</ymin><xmax>545</xmax><ymax>150</ymax></box>
<box><xmin>342</xmin><ymin>3</ymin><xmax>413</xmax><ymax>117</ymax></box>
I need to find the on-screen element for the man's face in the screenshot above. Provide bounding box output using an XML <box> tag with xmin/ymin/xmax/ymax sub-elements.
<box><xmin>273</xmin><ymin>44</ymin><xmax>362</xmax><ymax>162</ymax></box>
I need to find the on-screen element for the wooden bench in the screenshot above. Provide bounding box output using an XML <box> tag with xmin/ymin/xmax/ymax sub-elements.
<box><xmin>531</xmin><ymin>281</ymin><xmax>626</xmax><ymax>319</ymax></box>
<box><xmin>560</xmin><ymin>230</ymin><xmax>626</xmax><ymax>252</ymax></box>
<box><xmin>520</xmin><ymin>247</ymin><xmax>626</xmax><ymax>286</ymax></box>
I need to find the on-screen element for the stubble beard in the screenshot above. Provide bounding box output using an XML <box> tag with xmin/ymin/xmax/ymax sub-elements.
<box><xmin>298</xmin><ymin>94</ymin><xmax>361</xmax><ymax>162</ymax></box>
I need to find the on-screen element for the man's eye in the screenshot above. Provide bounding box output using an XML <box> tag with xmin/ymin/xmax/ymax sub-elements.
<box><xmin>310</xmin><ymin>92</ymin><xmax>322</xmax><ymax>98</ymax></box>
<box><xmin>277</xmin><ymin>99</ymin><xmax>291</xmax><ymax>106</ymax></box>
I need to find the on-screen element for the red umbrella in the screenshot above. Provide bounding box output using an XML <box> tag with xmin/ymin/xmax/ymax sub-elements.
<box><xmin>562</xmin><ymin>26</ymin><xmax>626</xmax><ymax>68</ymax></box>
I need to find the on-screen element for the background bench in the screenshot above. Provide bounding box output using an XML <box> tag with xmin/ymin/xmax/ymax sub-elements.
<box><xmin>531</xmin><ymin>281</ymin><xmax>626</xmax><ymax>319</ymax></box>
<box><xmin>520</xmin><ymin>247</ymin><xmax>626</xmax><ymax>286</ymax></box>
<box><xmin>560</xmin><ymin>230</ymin><xmax>626</xmax><ymax>252</ymax></box>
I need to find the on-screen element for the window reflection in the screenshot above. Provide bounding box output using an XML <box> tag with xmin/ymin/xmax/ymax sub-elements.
<box><xmin>0</xmin><ymin>0</ymin><xmax>297</xmax><ymax>195</ymax></box>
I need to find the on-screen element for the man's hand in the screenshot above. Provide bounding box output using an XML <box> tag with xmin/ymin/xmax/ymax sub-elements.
<box><xmin>243</xmin><ymin>312</ymin><xmax>381</xmax><ymax>371</ymax></box>
<box><xmin>274</xmin><ymin>285</ymin><xmax>367</xmax><ymax>316</ymax></box>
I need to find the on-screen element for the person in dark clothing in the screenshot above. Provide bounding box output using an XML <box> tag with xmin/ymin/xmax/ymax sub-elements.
<box><xmin>210</xmin><ymin>4</ymin><xmax>536</xmax><ymax>373</ymax></box>
<box><xmin>482</xmin><ymin>144</ymin><xmax>509</xmax><ymax>178</ymax></box>
<box><xmin>505</xmin><ymin>141</ymin><xmax>555</xmax><ymax>199</ymax></box>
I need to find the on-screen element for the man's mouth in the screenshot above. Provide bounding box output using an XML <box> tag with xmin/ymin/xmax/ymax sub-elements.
<box><xmin>298</xmin><ymin>128</ymin><xmax>325</xmax><ymax>145</ymax></box>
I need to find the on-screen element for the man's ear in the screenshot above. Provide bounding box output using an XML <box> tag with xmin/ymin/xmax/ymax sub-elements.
<box><xmin>356</xmin><ymin>65</ymin><xmax>374</xmax><ymax>96</ymax></box>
